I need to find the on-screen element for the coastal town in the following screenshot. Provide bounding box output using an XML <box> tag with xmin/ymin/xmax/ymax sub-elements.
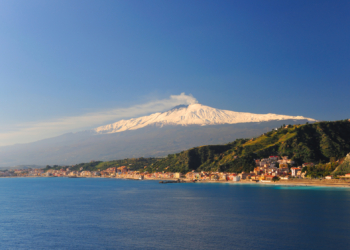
<box><xmin>1</xmin><ymin>156</ymin><xmax>350</xmax><ymax>186</ymax></box>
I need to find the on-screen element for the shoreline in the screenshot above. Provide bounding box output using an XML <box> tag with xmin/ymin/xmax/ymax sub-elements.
<box><xmin>231</xmin><ymin>180</ymin><xmax>350</xmax><ymax>188</ymax></box>
<box><xmin>2</xmin><ymin>176</ymin><xmax>350</xmax><ymax>188</ymax></box>
<box><xmin>194</xmin><ymin>179</ymin><xmax>350</xmax><ymax>188</ymax></box>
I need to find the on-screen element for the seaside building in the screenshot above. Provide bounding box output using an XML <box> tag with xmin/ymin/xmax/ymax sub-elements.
<box><xmin>210</xmin><ymin>173</ymin><xmax>219</xmax><ymax>181</ymax></box>
<box><xmin>238</xmin><ymin>172</ymin><xmax>249</xmax><ymax>180</ymax></box>
<box><xmin>174</xmin><ymin>173</ymin><xmax>181</xmax><ymax>179</ymax></box>
<box><xmin>291</xmin><ymin>167</ymin><xmax>301</xmax><ymax>177</ymax></box>
<box><xmin>80</xmin><ymin>171</ymin><xmax>92</xmax><ymax>177</ymax></box>
<box><xmin>339</xmin><ymin>174</ymin><xmax>350</xmax><ymax>179</ymax></box>
<box><xmin>117</xmin><ymin>166</ymin><xmax>127</xmax><ymax>173</ymax></box>
<box><xmin>280</xmin><ymin>176</ymin><xmax>290</xmax><ymax>180</ymax></box>
<box><xmin>232</xmin><ymin>175</ymin><xmax>240</xmax><ymax>181</ymax></box>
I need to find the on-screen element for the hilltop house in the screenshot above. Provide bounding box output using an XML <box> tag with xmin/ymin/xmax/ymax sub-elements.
<box><xmin>302</xmin><ymin>163</ymin><xmax>314</xmax><ymax>168</ymax></box>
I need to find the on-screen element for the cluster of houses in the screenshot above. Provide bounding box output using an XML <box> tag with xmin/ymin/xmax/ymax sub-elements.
<box><xmin>1</xmin><ymin>156</ymin><xmax>348</xmax><ymax>182</ymax></box>
<box><xmin>183</xmin><ymin>156</ymin><xmax>310</xmax><ymax>182</ymax></box>
<box><xmin>0</xmin><ymin>168</ymin><xmax>45</xmax><ymax>177</ymax></box>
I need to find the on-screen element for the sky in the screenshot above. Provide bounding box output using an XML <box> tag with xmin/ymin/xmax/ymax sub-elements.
<box><xmin>0</xmin><ymin>0</ymin><xmax>349</xmax><ymax>146</ymax></box>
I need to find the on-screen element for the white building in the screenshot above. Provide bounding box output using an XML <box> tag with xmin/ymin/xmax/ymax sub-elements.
<box><xmin>291</xmin><ymin>167</ymin><xmax>301</xmax><ymax>177</ymax></box>
<box><xmin>232</xmin><ymin>176</ymin><xmax>241</xmax><ymax>182</ymax></box>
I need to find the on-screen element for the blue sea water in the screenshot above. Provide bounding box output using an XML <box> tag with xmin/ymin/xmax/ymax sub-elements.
<box><xmin>1</xmin><ymin>178</ymin><xmax>350</xmax><ymax>250</ymax></box>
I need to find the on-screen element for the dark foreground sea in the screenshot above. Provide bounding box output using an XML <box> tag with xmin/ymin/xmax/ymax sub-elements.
<box><xmin>1</xmin><ymin>178</ymin><xmax>350</xmax><ymax>250</ymax></box>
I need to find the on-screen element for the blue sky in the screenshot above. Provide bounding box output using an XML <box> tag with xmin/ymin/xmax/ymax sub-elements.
<box><xmin>0</xmin><ymin>0</ymin><xmax>349</xmax><ymax>145</ymax></box>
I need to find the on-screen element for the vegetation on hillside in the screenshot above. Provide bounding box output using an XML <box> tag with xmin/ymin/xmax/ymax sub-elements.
<box><xmin>147</xmin><ymin>120</ymin><xmax>350</xmax><ymax>173</ymax></box>
<box><xmin>333</xmin><ymin>153</ymin><xmax>350</xmax><ymax>175</ymax></box>
<box><xmin>43</xmin><ymin>120</ymin><xmax>350</xmax><ymax>175</ymax></box>
<box><xmin>302</xmin><ymin>161</ymin><xmax>340</xmax><ymax>178</ymax></box>
<box><xmin>43</xmin><ymin>157</ymin><xmax>160</xmax><ymax>172</ymax></box>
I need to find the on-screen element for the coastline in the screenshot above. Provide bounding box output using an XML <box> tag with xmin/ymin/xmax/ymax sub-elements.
<box><xmin>193</xmin><ymin>179</ymin><xmax>350</xmax><ymax>188</ymax></box>
<box><xmin>121</xmin><ymin>176</ymin><xmax>350</xmax><ymax>188</ymax></box>
<box><xmin>2</xmin><ymin>175</ymin><xmax>350</xmax><ymax>188</ymax></box>
<box><xmin>234</xmin><ymin>180</ymin><xmax>350</xmax><ymax>188</ymax></box>
<box><xmin>115</xmin><ymin>177</ymin><xmax>350</xmax><ymax>188</ymax></box>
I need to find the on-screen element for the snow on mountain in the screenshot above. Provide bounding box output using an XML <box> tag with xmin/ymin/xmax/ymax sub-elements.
<box><xmin>94</xmin><ymin>104</ymin><xmax>316</xmax><ymax>134</ymax></box>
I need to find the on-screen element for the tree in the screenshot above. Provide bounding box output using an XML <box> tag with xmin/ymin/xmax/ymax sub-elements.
<box><xmin>272</xmin><ymin>176</ymin><xmax>280</xmax><ymax>182</ymax></box>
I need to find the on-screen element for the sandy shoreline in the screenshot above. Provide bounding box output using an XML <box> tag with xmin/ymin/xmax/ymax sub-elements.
<box><xmin>140</xmin><ymin>178</ymin><xmax>350</xmax><ymax>188</ymax></box>
<box><xmin>234</xmin><ymin>180</ymin><xmax>350</xmax><ymax>188</ymax></box>
<box><xmin>2</xmin><ymin>176</ymin><xmax>350</xmax><ymax>188</ymax></box>
<box><xmin>115</xmin><ymin>176</ymin><xmax>350</xmax><ymax>188</ymax></box>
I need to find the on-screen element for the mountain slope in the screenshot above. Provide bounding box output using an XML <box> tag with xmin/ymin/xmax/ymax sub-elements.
<box><xmin>333</xmin><ymin>153</ymin><xmax>350</xmax><ymax>175</ymax></box>
<box><xmin>94</xmin><ymin>104</ymin><xmax>316</xmax><ymax>134</ymax></box>
<box><xmin>146</xmin><ymin>120</ymin><xmax>350</xmax><ymax>173</ymax></box>
<box><xmin>0</xmin><ymin>103</ymin><xmax>317</xmax><ymax>168</ymax></box>
<box><xmin>0</xmin><ymin>120</ymin><xmax>310</xmax><ymax>167</ymax></box>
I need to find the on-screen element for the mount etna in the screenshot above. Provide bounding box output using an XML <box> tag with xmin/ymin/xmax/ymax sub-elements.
<box><xmin>0</xmin><ymin>104</ymin><xmax>315</xmax><ymax>168</ymax></box>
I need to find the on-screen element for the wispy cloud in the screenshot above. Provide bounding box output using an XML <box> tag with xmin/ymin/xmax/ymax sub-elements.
<box><xmin>0</xmin><ymin>93</ymin><xmax>198</xmax><ymax>146</ymax></box>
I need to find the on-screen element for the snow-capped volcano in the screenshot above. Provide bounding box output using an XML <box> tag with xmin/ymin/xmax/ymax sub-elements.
<box><xmin>94</xmin><ymin>104</ymin><xmax>316</xmax><ymax>134</ymax></box>
<box><xmin>0</xmin><ymin>104</ymin><xmax>317</xmax><ymax>167</ymax></box>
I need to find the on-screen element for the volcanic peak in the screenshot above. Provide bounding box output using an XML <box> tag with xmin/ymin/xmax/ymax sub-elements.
<box><xmin>94</xmin><ymin>104</ymin><xmax>316</xmax><ymax>134</ymax></box>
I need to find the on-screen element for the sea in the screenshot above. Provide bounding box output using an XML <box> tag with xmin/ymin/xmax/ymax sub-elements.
<box><xmin>1</xmin><ymin>178</ymin><xmax>350</xmax><ymax>250</ymax></box>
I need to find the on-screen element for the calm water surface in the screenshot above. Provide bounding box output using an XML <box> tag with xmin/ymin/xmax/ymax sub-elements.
<box><xmin>1</xmin><ymin>178</ymin><xmax>350</xmax><ymax>250</ymax></box>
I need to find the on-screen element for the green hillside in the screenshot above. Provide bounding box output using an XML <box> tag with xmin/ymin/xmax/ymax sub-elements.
<box><xmin>44</xmin><ymin>157</ymin><xmax>160</xmax><ymax>172</ymax></box>
<box><xmin>145</xmin><ymin>120</ymin><xmax>350</xmax><ymax>173</ymax></box>
<box><xmin>333</xmin><ymin>153</ymin><xmax>350</xmax><ymax>175</ymax></box>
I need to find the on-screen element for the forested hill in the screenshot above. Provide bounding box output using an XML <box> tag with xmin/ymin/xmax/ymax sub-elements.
<box><xmin>44</xmin><ymin>157</ymin><xmax>160</xmax><ymax>172</ymax></box>
<box><xmin>145</xmin><ymin>120</ymin><xmax>350</xmax><ymax>173</ymax></box>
